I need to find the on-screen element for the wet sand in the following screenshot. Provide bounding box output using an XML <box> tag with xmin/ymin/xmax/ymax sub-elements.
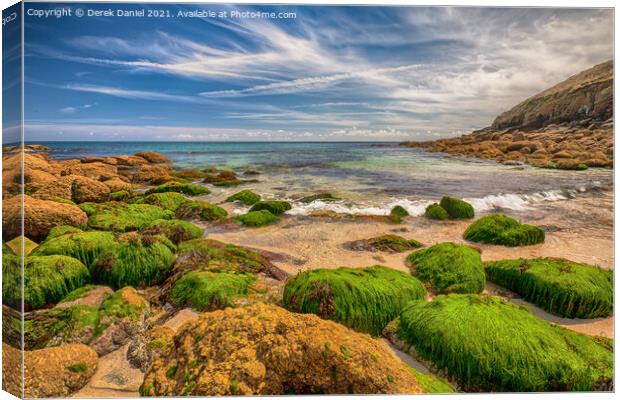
<box><xmin>206</xmin><ymin>190</ymin><xmax>613</xmax><ymax>338</ymax></box>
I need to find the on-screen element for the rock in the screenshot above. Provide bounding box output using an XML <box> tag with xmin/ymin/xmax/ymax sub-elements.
<box><xmin>103</xmin><ymin>177</ymin><xmax>133</xmax><ymax>192</ymax></box>
<box><xmin>131</xmin><ymin>164</ymin><xmax>174</xmax><ymax>184</ymax></box>
<box><xmin>71</xmin><ymin>175</ymin><xmax>111</xmax><ymax>203</ymax></box>
<box><xmin>3</xmin><ymin>342</ymin><xmax>98</xmax><ymax>398</ymax></box>
<box><xmin>140</xmin><ymin>303</ymin><xmax>424</xmax><ymax>396</ymax></box>
<box><xmin>55</xmin><ymin>285</ymin><xmax>114</xmax><ymax>310</ymax></box>
<box><xmin>113</xmin><ymin>155</ymin><xmax>149</xmax><ymax>166</ymax></box>
<box><xmin>135</xmin><ymin>151</ymin><xmax>171</xmax><ymax>164</ymax></box>
<box><xmin>3</xmin><ymin>195</ymin><xmax>88</xmax><ymax>241</ymax></box>
<box><xmin>127</xmin><ymin>326</ymin><xmax>175</xmax><ymax>372</ymax></box>
<box><xmin>345</xmin><ymin>234</ymin><xmax>422</xmax><ymax>253</ymax></box>
<box><xmin>64</xmin><ymin>161</ymin><xmax>119</xmax><ymax>181</ymax></box>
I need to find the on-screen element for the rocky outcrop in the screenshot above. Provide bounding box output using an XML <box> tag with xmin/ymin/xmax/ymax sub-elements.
<box><xmin>401</xmin><ymin>61</ymin><xmax>614</xmax><ymax>170</ymax></box>
<box><xmin>141</xmin><ymin>302</ymin><xmax>424</xmax><ymax>396</ymax></box>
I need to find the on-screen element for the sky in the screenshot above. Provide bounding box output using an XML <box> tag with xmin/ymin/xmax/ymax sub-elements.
<box><xmin>4</xmin><ymin>3</ymin><xmax>614</xmax><ymax>142</ymax></box>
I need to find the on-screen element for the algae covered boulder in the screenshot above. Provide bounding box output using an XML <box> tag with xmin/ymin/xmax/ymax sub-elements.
<box><xmin>464</xmin><ymin>214</ymin><xmax>545</xmax><ymax>246</ymax></box>
<box><xmin>175</xmin><ymin>200</ymin><xmax>228</xmax><ymax>222</ymax></box>
<box><xmin>145</xmin><ymin>182</ymin><xmax>210</xmax><ymax>196</ymax></box>
<box><xmin>300</xmin><ymin>192</ymin><xmax>339</xmax><ymax>203</ymax></box>
<box><xmin>485</xmin><ymin>257</ymin><xmax>613</xmax><ymax>318</ymax></box>
<box><xmin>283</xmin><ymin>266</ymin><xmax>426</xmax><ymax>335</ymax></box>
<box><xmin>140</xmin><ymin>302</ymin><xmax>424</xmax><ymax>396</ymax></box>
<box><xmin>2</xmin><ymin>342</ymin><xmax>98</xmax><ymax>398</ymax></box>
<box><xmin>249</xmin><ymin>200</ymin><xmax>292</xmax><ymax>215</ymax></box>
<box><xmin>169</xmin><ymin>271</ymin><xmax>256</xmax><ymax>311</ymax></box>
<box><xmin>388</xmin><ymin>205</ymin><xmax>409</xmax><ymax>223</ymax></box>
<box><xmin>226</xmin><ymin>189</ymin><xmax>261</xmax><ymax>205</ymax></box>
<box><xmin>424</xmin><ymin>203</ymin><xmax>449</xmax><ymax>220</ymax></box>
<box><xmin>406</xmin><ymin>242</ymin><xmax>485</xmax><ymax>294</ymax></box>
<box><xmin>3</xmin><ymin>253</ymin><xmax>90</xmax><ymax>310</ymax></box>
<box><xmin>439</xmin><ymin>196</ymin><xmax>474</xmax><ymax>219</ymax></box>
<box><xmin>92</xmin><ymin>232</ymin><xmax>175</xmax><ymax>289</ymax></box>
<box><xmin>236</xmin><ymin>210</ymin><xmax>277</xmax><ymax>227</ymax></box>
<box><xmin>396</xmin><ymin>294</ymin><xmax>613</xmax><ymax>391</ymax></box>
<box><xmin>136</xmin><ymin>192</ymin><xmax>188</xmax><ymax>211</ymax></box>
<box><xmin>32</xmin><ymin>230</ymin><xmax>116</xmax><ymax>268</ymax></box>
<box><xmin>80</xmin><ymin>201</ymin><xmax>174</xmax><ymax>232</ymax></box>
<box><xmin>345</xmin><ymin>235</ymin><xmax>422</xmax><ymax>253</ymax></box>
<box><xmin>46</xmin><ymin>225</ymin><xmax>83</xmax><ymax>239</ymax></box>
<box><xmin>140</xmin><ymin>219</ymin><xmax>203</xmax><ymax>244</ymax></box>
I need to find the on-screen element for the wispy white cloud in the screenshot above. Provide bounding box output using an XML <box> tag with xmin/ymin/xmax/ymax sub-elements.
<box><xmin>63</xmin><ymin>83</ymin><xmax>205</xmax><ymax>103</ymax></box>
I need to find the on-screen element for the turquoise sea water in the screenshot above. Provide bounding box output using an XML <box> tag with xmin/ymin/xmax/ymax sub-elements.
<box><xmin>39</xmin><ymin>141</ymin><xmax>613</xmax><ymax>216</ymax></box>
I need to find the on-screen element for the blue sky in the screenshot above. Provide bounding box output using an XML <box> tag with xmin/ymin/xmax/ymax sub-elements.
<box><xmin>7</xmin><ymin>3</ymin><xmax>614</xmax><ymax>142</ymax></box>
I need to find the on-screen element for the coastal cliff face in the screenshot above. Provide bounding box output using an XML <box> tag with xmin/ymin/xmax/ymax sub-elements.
<box><xmin>401</xmin><ymin>60</ymin><xmax>613</xmax><ymax>170</ymax></box>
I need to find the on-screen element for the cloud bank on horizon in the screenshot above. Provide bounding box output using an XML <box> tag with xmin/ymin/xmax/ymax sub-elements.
<box><xmin>11</xmin><ymin>4</ymin><xmax>614</xmax><ymax>142</ymax></box>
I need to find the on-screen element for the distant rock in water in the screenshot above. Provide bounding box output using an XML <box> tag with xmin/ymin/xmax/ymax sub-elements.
<box><xmin>492</xmin><ymin>60</ymin><xmax>612</xmax><ymax>130</ymax></box>
<box><xmin>401</xmin><ymin>60</ymin><xmax>613</xmax><ymax>170</ymax></box>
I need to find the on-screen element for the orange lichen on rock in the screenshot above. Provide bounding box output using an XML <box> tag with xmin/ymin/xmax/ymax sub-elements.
<box><xmin>141</xmin><ymin>302</ymin><xmax>424</xmax><ymax>396</ymax></box>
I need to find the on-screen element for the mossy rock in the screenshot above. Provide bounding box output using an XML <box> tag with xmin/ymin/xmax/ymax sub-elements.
<box><xmin>249</xmin><ymin>200</ymin><xmax>292</xmax><ymax>215</ymax></box>
<box><xmin>300</xmin><ymin>193</ymin><xmax>339</xmax><ymax>203</ymax></box>
<box><xmin>175</xmin><ymin>200</ymin><xmax>228</xmax><ymax>221</ymax></box>
<box><xmin>397</xmin><ymin>294</ymin><xmax>613</xmax><ymax>391</ymax></box>
<box><xmin>439</xmin><ymin>196</ymin><xmax>474</xmax><ymax>219</ymax></box>
<box><xmin>145</xmin><ymin>183</ymin><xmax>210</xmax><ymax>196</ymax></box>
<box><xmin>346</xmin><ymin>235</ymin><xmax>422</xmax><ymax>253</ymax></box>
<box><xmin>283</xmin><ymin>265</ymin><xmax>427</xmax><ymax>336</ymax></box>
<box><xmin>406</xmin><ymin>242</ymin><xmax>485</xmax><ymax>294</ymax></box>
<box><xmin>140</xmin><ymin>219</ymin><xmax>203</xmax><ymax>244</ymax></box>
<box><xmin>235</xmin><ymin>210</ymin><xmax>277</xmax><ymax>227</ymax></box>
<box><xmin>424</xmin><ymin>204</ymin><xmax>449</xmax><ymax>220</ymax></box>
<box><xmin>32</xmin><ymin>231</ymin><xmax>116</xmax><ymax>268</ymax></box>
<box><xmin>464</xmin><ymin>214</ymin><xmax>545</xmax><ymax>246</ymax></box>
<box><xmin>135</xmin><ymin>192</ymin><xmax>188</xmax><ymax>212</ymax></box>
<box><xmin>203</xmin><ymin>170</ymin><xmax>244</xmax><ymax>186</ymax></box>
<box><xmin>3</xmin><ymin>253</ymin><xmax>90</xmax><ymax>310</ymax></box>
<box><xmin>484</xmin><ymin>257</ymin><xmax>613</xmax><ymax>318</ymax></box>
<box><xmin>92</xmin><ymin>233</ymin><xmax>175</xmax><ymax>289</ymax></box>
<box><xmin>99</xmin><ymin>286</ymin><xmax>148</xmax><ymax>321</ymax></box>
<box><xmin>408</xmin><ymin>368</ymin><xmax>455</xmax><ymax>394</ymax></box>
<box><xmin>23</xmin><ymin>305</ymin><xmax>101</xmax><ymax>350</ymax></box>
<box><xmin>169</xmin><ymin>271</ymin><xmax>256</xmax><ymax>311</ymax></box>
<box><xmin>169</xmin><ymin>239</ymin><xmax>286</xmax><ymax>283</ymax></box>
<box><xmin>390</xmin><ymin>205</ymin><xmax>409</xmax><ymax>218</ymax></box>
<box><xmin>110</xmin><ymin>190</ymin><xmax>132</xmax><ymax>202</ymax></box>
<box><xmin>47</xmin><ymin>225</ymin><xmax>83</xmax><ymax>239</ymax></box>
<box><xmin>225</xmin><ymin>190</ymin><xmax>261</xmax><ymax>206</ymax></box>
<box><xmin>6</xmin><ymin>235</ymin><xmax>38</xmax><ymax>256</ymax></box>
<box><xmin>80</xmin><ymin>201</ymin><xmax>174</xmax><ymax>232</ymax></box>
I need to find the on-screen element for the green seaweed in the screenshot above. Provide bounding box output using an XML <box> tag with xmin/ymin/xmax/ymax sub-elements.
<box><xmin>175</xmin><ymin>200</ymin><xmax>228</xmax><ymax>221</ymax></box>
<box><xmin>226</xmin><ymin>189</ymin><xmax>261</xmax><ymax>205</ymax></box>
<box><xmin>110</xmin><ymin>190</ymin><xmax>132</xmax><ymax>202</ymax></box>
<box><xmin>390</xmin><ymin>205</ymin><xmax>409</xmax><ymax>218</ymax></box>
<box><xmin>46</xmin><ymin>225</ymin><xmax>83</xmax><ymax>239</ymax></box>
<box><xmin>145</xmin><ymin>183</ymin><xmax>210</xmax><ymax>196</ymax></box>
<box><xmin>136</xmin><ymin>192</ymin><xmax>188</xmax><ymax>211</ymax></box>
<box><xmin>174</xmin><ymin>239</ymin><xmax>271</xmax><ymax>275</ymax></box>
<box><xmin>169</xmin><ymin>271</ymin><xmax>256</xmax><ymax>311</ymax></box>
<box><xmin>249</xmin><ymin>200</ymin><xmax>292</xmax><ymax>215</ymax></box>
<box><xmin>484</xmin><ymin>257</ymin><xmax>613</xmax><ymax>318</ymax></box>
<box><xmin>235</xmin><ymin>210</ymin><xmax>277</xmax><ymax>227</ymax></box>
<box><xmin>99</xmin><ymin>287</ymin><xmax>147</xmax><ymax>321</ymax></box>
<box><xmin>32</xmin><ymin>231</ymin><xmax>116</xmax><ymax>268</ymax></box>
<box><xmin>406</xmin><ymin>242</ymin><xmax>485</xmax><ymax>294</ymax></box>
<box><xmin>464</xmin><ymin>214</ymin><xmax>545</xmax><ymax>246</ymax></box>
<box><xmin>351</xmin><ymin>235</ymin><xmax>422</xmax><ymax>253</ymax></box>
<box><xmin>300</xmin><ymin>193</ymin><xmax>339</xmax><ymax>203</ymax></box>
<box><xmin>283</xmin><ymin>265</ymin><xmax>427</xmax><ymax>336</ymax></box>
<box><xmin>140</xmin><ymin>219</ymin><xmax>203</xmax><ymax>244</ymax></box>
<box><xmin>397</xmin><ymin>294</ymin><xmax>613</xmax><ymax>391</ymax></box>
<box><xmin>424</xmin><ymin>204</ymin><xmax>449</xmax><ymax>220</ymax></box>
<box><xmin>439</xmin><ymin>196</ymin><xmax>474</xmax><ymax>219</ymax></box>
<box><xmin>80</xmin><ymin>201</ymin><xmax>174</xmax><ymax>232</ymax></box>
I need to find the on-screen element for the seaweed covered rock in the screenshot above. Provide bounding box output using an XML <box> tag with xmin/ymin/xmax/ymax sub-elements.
<box><xmin>136</xmin><ymin>192</ymin><xmax>188</xmax><ymax>211</ymax></box>
<box><xmin>92</xmin><ymin>232</ymin><xmax>175</xmax><ymax>289</ymax></box>
<box><xmin>203</xmin><ymin>170</ymin><xmax>244</xmax><ymax>186</ymax></box>
<box><xmin>110</xmin><ymin>190</ymin><xmax>132</xmax><ymax>201</ymax></box>
<box><xmin>169</xmin><ymin>271</ymin><xmax>256</xmax><ymax>311</ymax></box>
<box><xmin>406</xmin><ymin>242</ymin><xmax>485</xmax><ymax>294</ymax></box>
<box><xmin>388</xmin><ymin>205</ymin><xmax>409</xmax><ymax>223</ymax></box>
<box><xmin>175</xmin><ymin>200</ymin><xmax>228</xmax><ymax>222</ymax></box>
<box><xmin>439</xmin><ymin>196</ymin><xmax>474</xmax><ymax>219</ymax></box>
<box><xmin>283</xmin><ymin>266</ymin><xmax>426</xmax><ymax>335</ymax></box>
<box><xmin>226</xmin><ymin>189</ymin><xmax>261</xmax><ymax>205</ymax></box>
<box><xmin>397</xmin><ymin>294</ymin><xmax>613</xmax><ymax>391</ymax></box>
<box><xmin>249</xmin><ymin>200</ymin><xmax>292</xmax><ymax>215</ymax></box>
<box><xmin>345</xmin><ymin>235</ymin><xmax>422</xmax><ymax>253</ymax></box>
<box><xmin>140</xmin><ymin>219</ymin><xmax>203</xmax><ymax>244</ymax></box>
<box><xmin>145</xmin><ymin>182</ymin><xmax>210</xmax><ymax>196</ymax></box>
<box><xmin>32</xmin><ymin>230</ymin><xmax>116</xmax><ymax>268</ymax></box>
<box><xmin>3</xmin><ymin>195</ymin><xmax>88</xmax><ymax>241</ymax></box>
<box><xmin>424</xmin><ymin>204</ymin><xmax>449</xmax><ymax>220</ymax></box>
<box><xmin>80</xmin><ymin>201</ymin><xmax>174</xmax><ymax>232</ymax></box>
<box><xmin>464</xmin><ymin>214</ymin><xmax>545</xmax><ymax>246</ymax></box>
<box><xmin>2</xmin><ymin>342</ymin><xmax>98</xmax><ymax>398</ymax></box>
<box><xmin>140</xmin><ymin>302</ymin><xmax>424</xmax><ymax>396</ymax></box>
<box><xmin>236</xmin><ymin>210</ymin><xmax>277</xmax><ymax>227</ymax></box>
<box><xmin>165</xmin><ymin>239</ymin><xmax>287</xmax><ymax>289</ymax></box>
<box><xmin>300</xmin><ymin>193</ymin><xmax>339</xmax><ymax>203</ymax></box>
<box><xmin>3</xmin><ymin>253</ymin><xmax>90</xmax><ymax>310</ymax></box>
<box><xmin>46</xmin><ymin>225</ymin><xmax>83</xmax><ymax>239</ymax></box>
<box><xmin>485</xmin><ymin>257</ymin><xmax>613</xmax><ymax>318</ymax></box>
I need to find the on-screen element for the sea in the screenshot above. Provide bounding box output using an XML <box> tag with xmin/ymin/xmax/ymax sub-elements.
<box><xmin>38</xmin><ymin>141</ymin><xmax>614</xmax><ymax>216</ymax></box>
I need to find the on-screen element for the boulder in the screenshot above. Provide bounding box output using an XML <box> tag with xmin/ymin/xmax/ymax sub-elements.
<box><xmin>71</xmin><ymin>175</ymin><xmax>111</xmax><ymax>203</ymax></box>
<box><xmin>103</xmin><ymin>177</ymin><xmax>133</xmax><ymax>192</ymax></box>
<box><xmin>135</xmin><ymin>151</ymin><xmax>171</xmax><ymax>164</ymax></box>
